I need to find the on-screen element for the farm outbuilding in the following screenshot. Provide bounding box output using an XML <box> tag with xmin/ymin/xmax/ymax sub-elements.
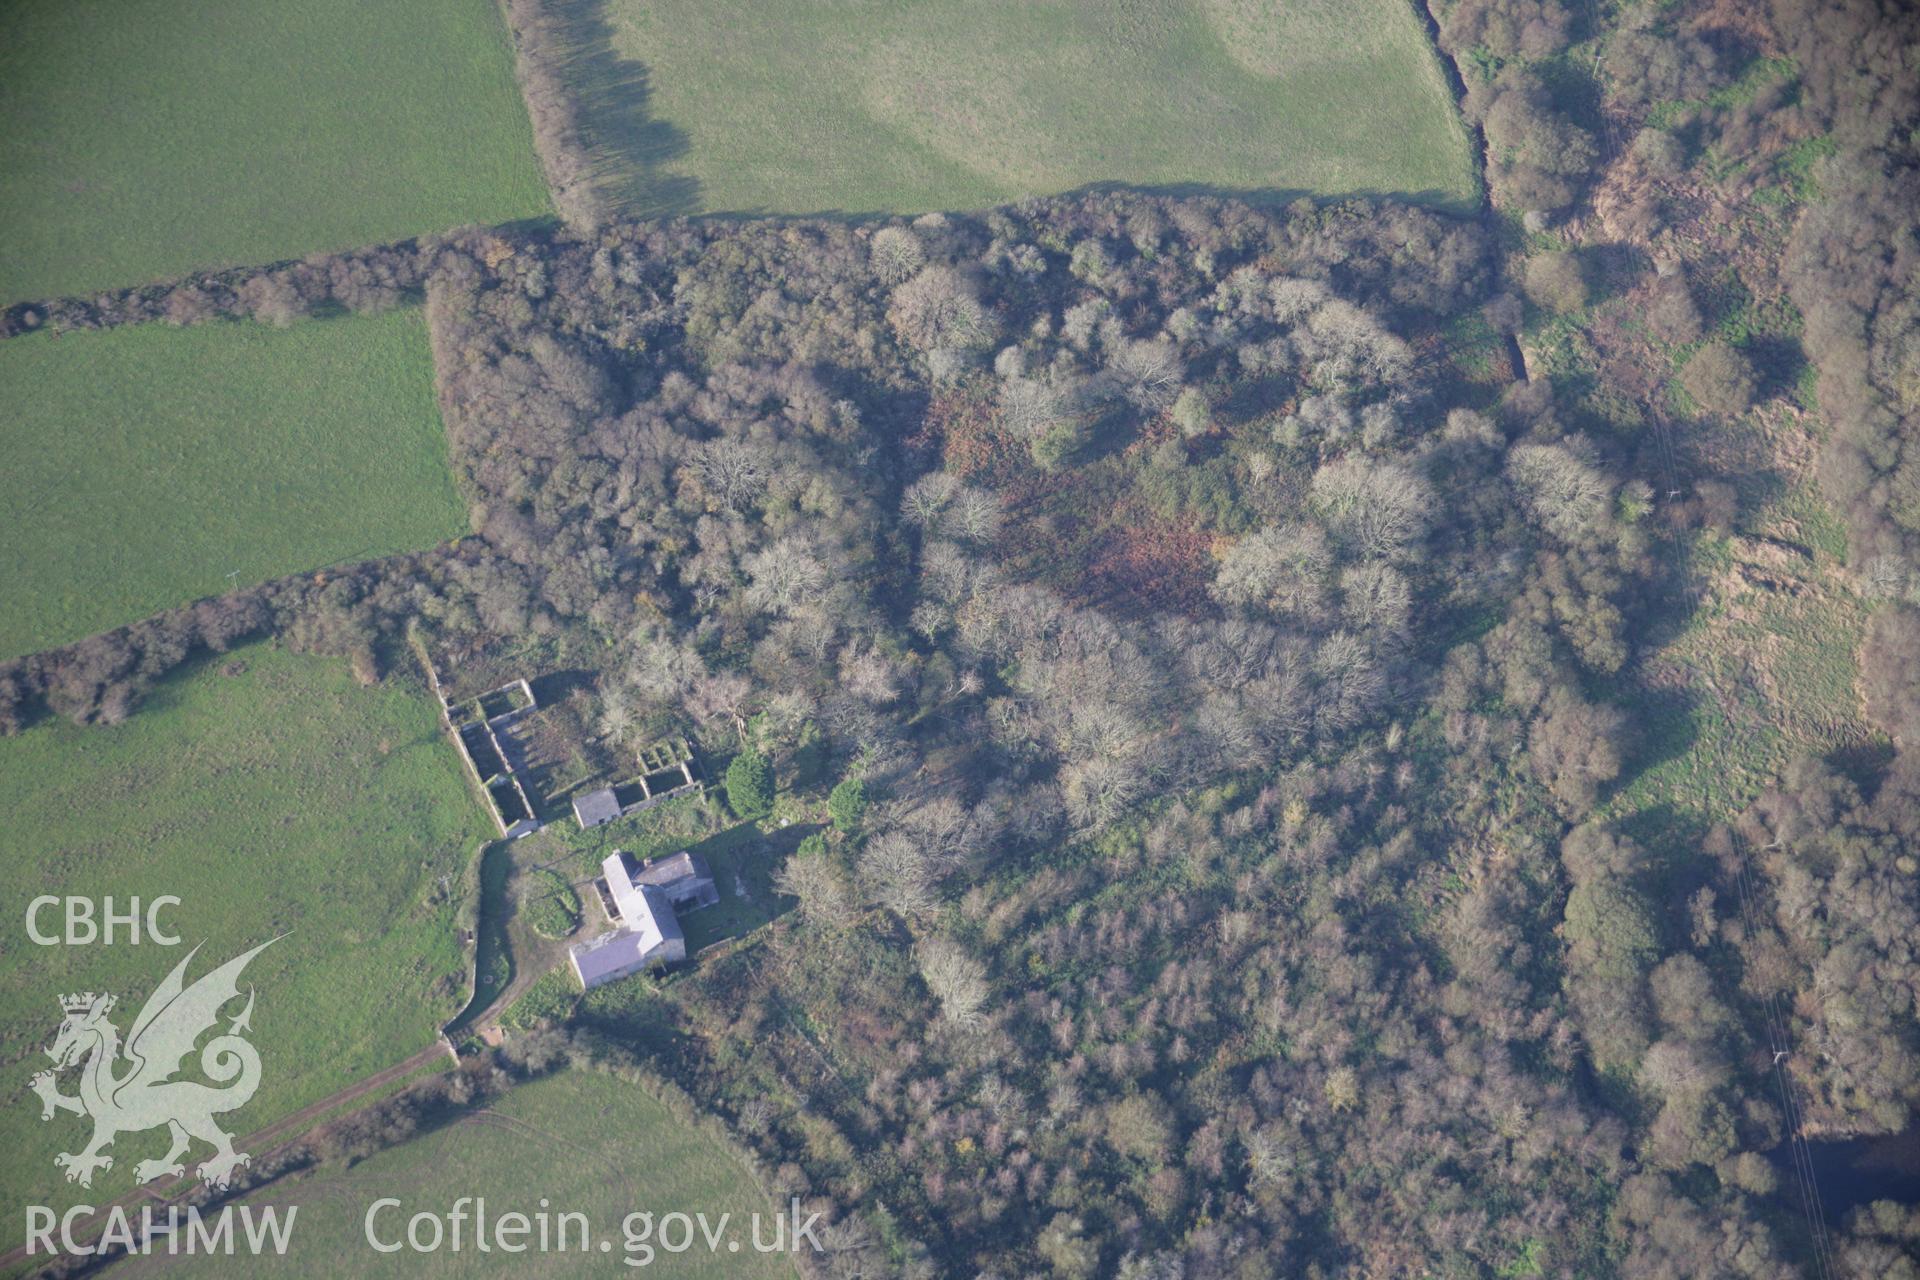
<box><xmin>571</xmin><ymin>787</ymin><xmax>621</xmax><ymax>829</ymax></box>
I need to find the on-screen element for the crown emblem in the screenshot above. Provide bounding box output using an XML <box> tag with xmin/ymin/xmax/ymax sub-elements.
<box><xmin>34</xmin><ymin>940</ymin><xmax>276</xmax><ymax>1192</ymax></box>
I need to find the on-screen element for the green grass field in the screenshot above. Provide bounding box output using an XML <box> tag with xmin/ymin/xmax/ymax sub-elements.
<box><xmin>158</xmin><ymin>1070</ymin><xmax>797</xmax><ymax>1278</ymax></box>
<box><xmin>595</xmin><ymin>0</ymin><xmax>1477</xmax><ymax>216</ymax></box>
<box><xmin>1599</xmin><ymin>485</ymin><xmax>1871</xmax><ymax>834</ymax></box>
<box><xmin>0</xmin><ymin>0</ymin><xmax>549</xmax><ymax>304</ymax></box>
<box><xmin>0</xmin><ymin>309</ymin><xmax>469</xmax><ymax>661</ymax></box>
<box><xmin>0</xmin><ymin>644</ymin><xmax>491</xmax><ymax>1228</ymax></box>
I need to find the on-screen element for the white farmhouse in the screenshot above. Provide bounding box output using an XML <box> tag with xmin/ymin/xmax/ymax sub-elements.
<box><xmin>567</xmin><ymin>850</ymin><xmax>718</xmax><ymax>989</ymax></box>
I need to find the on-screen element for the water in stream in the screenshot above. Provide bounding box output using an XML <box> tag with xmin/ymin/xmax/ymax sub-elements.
<box><xmin>1772</xmin><ymin>1127</ymin><xmax>1920</xmax><ymax>1216</ymax></box>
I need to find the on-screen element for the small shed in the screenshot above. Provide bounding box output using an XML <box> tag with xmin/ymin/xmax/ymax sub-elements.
<box><xmin>571</xmin><ymin>787</ymin><xmax>621</xmax><ymax>829</ymax></box>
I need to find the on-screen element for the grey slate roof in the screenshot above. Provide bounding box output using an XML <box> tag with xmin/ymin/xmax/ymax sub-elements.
<box><xmin>570</xmin><ymin>883</ymin><xmax>680</xmax><ymax>987</ymax></box>
<box><xmin>570</xmin><ymin>927</ymin><xmax>652</xmax><ymax>987</ymax></box>
<box><xmin>570</xmin><ymin>847</ymin><xmax>716</xmax><ymax>990</ymax></box>
<box><xmin>646</xmin><ymin>885</ymin><xmax>685</xmax><ymax>943</ymax></box>
<box><xmin>601</xmin><ymin>850</ymin><xmax>649</xmax><ymax>925</ymax></box>
<box><xmin>632</xmin><ymin>850</ymin><xmax>711</xmax><ymax>889</ymax></box>
<box><xmin>571</xmin><ymin>787</ymin><xmax>621</xmax><ymax>828</ymax></box>
<box><xmin>564</xmin><ymin>924</ymin><xmax>656</xmax><ymax>990</ymax></box>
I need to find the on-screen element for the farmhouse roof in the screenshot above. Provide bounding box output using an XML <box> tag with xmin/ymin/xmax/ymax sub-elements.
<box><xmin>632</xmin><ymin>850</ymin><xmax>712</xmax><ymax>889</ymax></box>
<box><xmin>570</xmin><ymin>920</ymin><xmax>658</xmax><ymax>986</ymax></box>
<box><xmin>572</xmin><ymin>858</ymin><xmax>690</xmax><ymax>989</ymax></box>
<box><xmin>602</xmin><ymin>850</ymin><xmax>647</xmax><ymax>924</ymax></box>
<box><xmin>646</xmin><ymin>885</ymin><xmax>685</xmax><ymax>944</ymax></box>
<box><xmin>579</xmin><ymin>862</ymin><xmax>681</xmax><ymax>963</ymax></box>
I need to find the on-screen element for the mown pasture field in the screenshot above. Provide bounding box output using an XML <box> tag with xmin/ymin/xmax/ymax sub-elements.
<box><xmin>0</xmin><ymin>309</ymin><xmax>468</xmax><ymax>661</ymax></box>
<box><xmin>0</xmin><ymin>644</ymin><xmax>491</xmax><ymax>1227</ymax></box>
<box><xmin>147</xmin><ymin>1070</ymin><xmax>798</xmax><ymax>1278</ymax></box>
<box><xmin>593</xmin><ymin>0</ymin><xmax>1477</xmax><ymax>216</ymax></box>
<box><xmin>0</xmin><ymin>0</ymin><xmax>549</xmax><ymax>304</ymax></box>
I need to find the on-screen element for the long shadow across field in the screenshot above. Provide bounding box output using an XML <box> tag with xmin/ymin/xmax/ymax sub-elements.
<box><xmin>550</xmin><ymin>0</ymin><xmax>701</xmax><ymax>218</ymax></box>
<box><xmin>446</xmin><ymin>842</ymin><xmax>515</xmax><ymax>1035</ymax></box>
<box><xmin>541</xmin><ymin>0</ymin><xmax>1477</xmax><ymax>224</ymax></box>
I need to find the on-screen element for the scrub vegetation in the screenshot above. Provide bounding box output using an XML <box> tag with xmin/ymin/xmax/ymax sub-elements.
<box><xmin>3</xmin><ymin>0</ymin><xmax>1917</xmax><ymax>1274</ymax></box>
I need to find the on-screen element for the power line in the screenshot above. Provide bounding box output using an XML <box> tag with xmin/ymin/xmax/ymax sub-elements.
<box><xmin>1638</xmin><ymin>280</ymin><xmax>1838</xmax><ymax>1280</ymax></box>
<box><xmin>1633</xmin><ymin>335</ymin><xmax>1836</xmax><ymax>1278</ymax></box>
<box><xmin>1562</xmin><ymin>3</ymin><xmax>1837</xmax><ymax>1270</ymax></box>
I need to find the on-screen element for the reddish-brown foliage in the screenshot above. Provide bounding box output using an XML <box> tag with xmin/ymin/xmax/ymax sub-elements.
<box><xmin>1082</xmin><ymin>513</ymin><xmax>1218</xmax><ymax>618</ymax></box>
<box><xmin>912</xmin><ymin>391</ymin><xmax>1017</xmax><ymax>483</ymax></box>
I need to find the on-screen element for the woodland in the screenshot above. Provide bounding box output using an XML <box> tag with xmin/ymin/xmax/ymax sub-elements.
<box><xmin>2</xmin><ymin>0</ymin><xmax>1917</xmax><ymax>1276</ymax></box>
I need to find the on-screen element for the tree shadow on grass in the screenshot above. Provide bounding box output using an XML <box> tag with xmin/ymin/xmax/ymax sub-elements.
<box><xmin>1827</xmin><ymin>736</ymin><xmax>1897</xmax><ymax>798</ymax></box>
<box><xmin>1613</xmin><ymin>799</ymin><xmax>1714</xmax><ymax>925</ymax></box>
<box><xmin>1217</xmin><ymin>374</ymin><xmax>1294</xmax><ymax>427</ymax></box>
<box><xmin>446</xmin><ymin>842</ymin><xmax>515</xmax><ymax>1035</ymax></box>
<box><xmin>549</xmin><ymin>0</ymin><xmax>701</xmax><ymax>219</ymax></box>
<box><xmin>1609</xmin><ymin>680</ymin><xmax>1705</xmax><ymax>789</ymax></box>
<box><xmin>1746</xmin><ymin>331</ymin><xmax>1809</xmax><ymax>405</ymax></box>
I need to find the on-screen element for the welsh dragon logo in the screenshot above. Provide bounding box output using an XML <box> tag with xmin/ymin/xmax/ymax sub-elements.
<box><xmin>29</xmin><ymin>940</ymin><xmax>274</xmax><ymax>1190</ymax></box>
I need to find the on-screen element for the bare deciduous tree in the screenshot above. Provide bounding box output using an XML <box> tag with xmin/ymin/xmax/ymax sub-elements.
<box><xmin>743</xmin><ymin>537</ymin><xmax>828</xmax><ymax>615</ymax></box>
<box><xmin>860</xmin><ymin>830</ymin><xmax>937</xmax><ymax>918</ymax></box>
<box><xmin>1507</xmin><ymin>442</ymin><xmax>1615</xmax><ymax>543</ymax></box>
<box><xmin>1109</xmin><ymin>337</ymin><xmax>1185</xmax><ymax>411</ymax></box>
<box><xmin>889</xmin><ymin>266</ymin><xmax>993</xmax><ymax>352</ymax></box>
<box><xmin>1212</xmin><ymin>524</ymin><xmax>1334</xmax><ymax>620</ymax></box>
<box><xmin>900</xmin><ymin>472</ymin><xmax>960</xmax><ymax>529</ymax></box>
<box><xmin>868</xmin><ymin>225</ymin><xmax>925</xmax><ymax>284</ymax></box>
<box><xmin>916</xmin><ymin>936</ymin><xmax>990</xmax><ymax>1029</ymax></box>
<box><xmin>1063</xmin><ymin>754</ymin><xmax>1149</xmax><ymax>829</ymax></box>
<box><xmin>688</xmin><ymin>670</ymin><xmax>753</xmax><ymax>743</ymax></box>
<box><xmin>696</xmin><ymin>439</ymin><xmax>771</xmax><ymax>512</ymax></box>
<box><xmin>1312</xmin><ymin>456</ymin><xmax>1434</xmax><ymax>560</ymax></box>
<box><xmin>774</xmin><ymin>850</ymin><xmax>860</xmax><ymax>935</ymax></box>
<box><xmin>1340</xmin><ymin>562</ymin><xmax>1412</xmax><ymax>634</ymax></box>
<box><xmin>946</xmin><ymin>486</ymin><xmax>1002</xmax><ymax>544</ymax></box>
